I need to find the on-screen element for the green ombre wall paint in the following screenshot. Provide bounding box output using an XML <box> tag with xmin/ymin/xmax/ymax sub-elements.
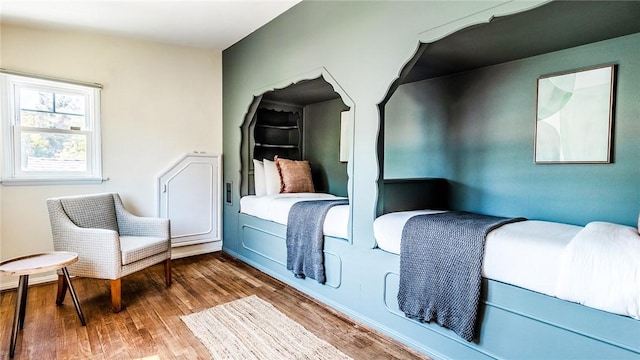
<box><xmin>221</xmin><ymin>2</ymin><xmax>640</xmax><ymax>357</ymax></box>
<box><xmin>304</xmin><ymin>98</ymin><xmax>350</xmax><ymax>197</ymax></box>
<box><xmin>385</xmin><ymin>33</ymin><xmax>640</xmax><ymax>226</ymax></box>
<box><xmin>223</xmin><ymin>1</ymin><xmax>549</xmax><ymax>252</ymax></box>
<box><xmin>223</xmin><ymin>0</ymin><xmax>638</xmax><ymax>253</ymax></box>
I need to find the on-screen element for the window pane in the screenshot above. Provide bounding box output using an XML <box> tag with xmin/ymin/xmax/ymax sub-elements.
<box><xmin>5</xmin><ymin>74</ymin><xmax>101</xmax><ymax>182</ymax></box>
<box><xmin>20</xmin><ymin>110</ymin><xmax>86</xmax><ymax>130</ymax></box>
<box><xmin>55</xmin><ymin>93</ymin><xmax>86</xmax><ymax>115</ymax></box>
<box><xmin>19</xmin><ymin>88</ymin><xmax>53</xmax><ymax>112</ymax></box>
<box><xmin>20</xmin><ymin>132</ymin><xmax>87</xmax><ymax>172</ymax></box>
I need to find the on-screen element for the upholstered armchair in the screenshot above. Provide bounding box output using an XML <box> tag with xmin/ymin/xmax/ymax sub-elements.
<box><xmin>47</xmin><ymin>193</ymin><xmax>171</xmax><ymax>312</ymax></box>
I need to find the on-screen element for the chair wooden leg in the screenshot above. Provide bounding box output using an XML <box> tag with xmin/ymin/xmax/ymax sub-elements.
<box><xmin>164</xmin><ymin>258</ymin><xmax>172</xmax><ymax>287</ymax></box>
<box><xmin>110</xmin><ymin>279</ymin><xmax>122</xmax><ymax>313</ymax></box>
<box><xmin>55</xmin><ymin>274</ymin><xmax>68</xmax><ymax>305</ymax></box>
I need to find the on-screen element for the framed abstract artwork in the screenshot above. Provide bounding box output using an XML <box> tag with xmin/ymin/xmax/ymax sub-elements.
<box><xmin>534</xmin><ymin>64</ymin><xmax>615</xmax><ymax>163</ymax></box>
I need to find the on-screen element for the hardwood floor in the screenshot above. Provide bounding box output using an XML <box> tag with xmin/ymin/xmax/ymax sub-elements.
<box><xmin>1</xmin><ymin>252</ymin><xmax>429</xmax><ymax>359</ymax></box>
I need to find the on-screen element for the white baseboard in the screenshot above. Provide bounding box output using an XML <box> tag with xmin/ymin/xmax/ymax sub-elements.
<box><xmin>0</xmin><ymin>241</ymin><xmax>222</xmax><ymax>291</ymax></box>
<box><xmin>0</xmin><ymin>273</ymin><xmax>59</xmax><ymax>292</ymax></box>
<box><xmin>171</xmin><ymin>240</ymin><xmax>222</xmax><ymax>259</ymax></box>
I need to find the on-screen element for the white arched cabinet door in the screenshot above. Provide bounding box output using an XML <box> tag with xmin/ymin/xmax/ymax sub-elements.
<box><xmin>158</xmin><ymin>153</ymin><xmax>222</xmax><ymax>247</ymax></box>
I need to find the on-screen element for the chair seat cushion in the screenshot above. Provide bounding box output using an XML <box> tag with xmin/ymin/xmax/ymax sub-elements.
<box><xmin>120</xmin><ymin>236</ymin><xmax>169</xmax><ymax>265</ymax></box>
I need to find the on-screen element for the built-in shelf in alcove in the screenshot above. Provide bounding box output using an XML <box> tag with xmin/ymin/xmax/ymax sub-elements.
<box><xmin>253</xmin><ymin>106</ymin><xmax>302</xmax><ymax>160</ymax></box>
<box><xmin>256</xmin><ymin>124</ymin><xmax>298</xmax><ymax>130</ymax></box>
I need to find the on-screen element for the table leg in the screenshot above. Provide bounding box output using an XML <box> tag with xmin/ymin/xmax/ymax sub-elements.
<box><xmin>18</xmin><ymin>275</ymin><xmax>29</xmax><ymax>330</ymax></box>
<box><xmin>56</xmin><ymin>274</ymin><xmax>68</xmax><ymax>305</ymax></box>
<box><xmin>61</xmin><ymin>267</ymin><xmax>86</xmax><ymax>326</ymax></box>
<box><xmin>9</xmin><ymin>275</ymin><xmax>28</xmax><ymax>358</ymax></box>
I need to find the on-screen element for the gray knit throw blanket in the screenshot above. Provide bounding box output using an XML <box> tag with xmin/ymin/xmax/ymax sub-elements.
<box><xmin>398</xmin><ymin>211</ymin><xmax>525</xmax><ymax>342</ymax></box>
<box><xmin>286</xmin><ymin>199</ymin><xmax>349</xmax><ymax>284</ymax></box>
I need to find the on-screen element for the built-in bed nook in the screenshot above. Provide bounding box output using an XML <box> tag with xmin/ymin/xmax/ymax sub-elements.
<box><xmin>237</xmin><ymin>74</ymin><xmax>353</xmax><ymax>288</ymax></box>
<box><xmin>224</xmin><ymin>2</ymin><xmax>639</xmax><ymax>359</ymax></box>
<box><xmin>373</xmin><ymin>1</ymin><xmax>640</xmax><ymax>358</ymax></box>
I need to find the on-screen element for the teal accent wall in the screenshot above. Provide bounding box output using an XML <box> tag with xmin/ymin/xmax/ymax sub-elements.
<box><xmin>384</xmin><ymin>78</ymin><xmax>452</xmax><ymax>179</ymax></box>
<box><xmin>223</xmin><ymin>0</ymin><xmax>535</xmax><ymax>252</ymax></box>
<box><xmin>304</xmin><ymin>98</ymin><xmax>350</xmax><ymax>197</ymax></box>
<box><xmin>221</xmin><ymin>1</ymin><xmax>640</xmax><ymax>358</ymax></box>
<box><xmin>385</xmin><ymin>33</ymin><xmax>640</xmax><ymax>226</ymax></box>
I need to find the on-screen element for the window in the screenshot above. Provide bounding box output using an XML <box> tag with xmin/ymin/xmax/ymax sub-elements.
<box><xmin>1</xmin><ymin>72</ymin><xmax>102</xmax><ymax>185</ymax></box>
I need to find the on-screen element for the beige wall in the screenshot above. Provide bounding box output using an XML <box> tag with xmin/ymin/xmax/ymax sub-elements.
<box><xmin>0</xmin><ymin>23</ymin><xmax>222</xmax><ymax>287</ymax></box>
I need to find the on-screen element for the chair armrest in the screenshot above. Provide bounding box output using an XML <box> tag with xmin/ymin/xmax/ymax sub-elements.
<box><xmin>113</xmin><ymin>194</ymin><xmax>170</xmax><ymax>238</ymax></box>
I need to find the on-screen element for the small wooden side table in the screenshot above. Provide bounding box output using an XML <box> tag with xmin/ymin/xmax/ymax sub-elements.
<box><xmin>0</xmin><ymin>251</ymin><xmax>86</xmax><ymax>358</ymax></box>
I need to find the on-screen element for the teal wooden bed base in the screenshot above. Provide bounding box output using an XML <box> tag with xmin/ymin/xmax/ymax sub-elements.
<box><xmin>224</xmin><ymin>212</ymin><xmax>640</xmax><ymax>359</ymax></box>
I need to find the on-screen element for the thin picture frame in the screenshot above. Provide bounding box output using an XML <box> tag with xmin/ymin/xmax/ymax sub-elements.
<box><xmin>534</xmin><ymin>64</ymin><xmax>615</xmax><ymax>164</ymax></box>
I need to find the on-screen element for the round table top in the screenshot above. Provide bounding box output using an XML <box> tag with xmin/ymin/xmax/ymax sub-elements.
<box><xmin>0</xmin><ymin>251</ymin><xmax>78</xmax><ymax>276</ymax></box>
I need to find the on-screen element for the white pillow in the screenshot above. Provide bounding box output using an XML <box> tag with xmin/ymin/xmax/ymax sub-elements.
<box><xmin>253</xmin><ymin>159</ymin><xmax>266</xmax><ymax>196</ymax></box>
<box><xmin>555</xmin><ymin>221</ymin><xmax>640</xmax><ymax>319</ymax></box>
<box><xmin>263</xmin><ymin>158</ymin><xmax>281</xmax><ymax>195</ymax></box>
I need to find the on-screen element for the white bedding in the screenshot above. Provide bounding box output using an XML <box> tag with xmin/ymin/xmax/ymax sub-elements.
<box><xmin>374</xmin><ymin>210</ymin><xmax>640</xmax><ymax>319</ymax></box>
<box><xmin>374</xmin><ymin>210</ymin><xmax>582</xmax><ymax>297</ymax></box>
<box><xmin>555</xmin><ymin>221</ymin><xmax>640</xmax><ymax>320</ymax></box>
<box><xmin>240</xmin><ymin>193</ymin><xmax>349</xmax><ymax>239</ymax></box>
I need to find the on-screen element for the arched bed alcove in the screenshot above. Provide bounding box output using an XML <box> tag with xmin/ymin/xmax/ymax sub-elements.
<box><xmin>233</xmin><ymin>71</ymin><xmax>356</xmax><ymax>290</ymax></box>
<box><xmin>376</xmin><ymin>0</ymin><xmax>640</xmax><ymax>224</ymax></box>
<box><xmin>367</xmin><ymin>2</ymin><xmax>640</xmax><ymax>358</ymax></box>
<box><xmin>240</xmin><ymin>73</ymin><xmax>353</xmax><ymax>200</ymax></box>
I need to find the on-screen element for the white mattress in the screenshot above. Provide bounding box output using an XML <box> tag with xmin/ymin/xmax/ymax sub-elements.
<box><xmin>240</xmin><ymin>193</ymin><xmax>349</xmax><ymax>239</ymax></box>
<box><xmin>374</xmin><ymin>210</ymin><xmax>582</xmax><ymax>297</ymax></box>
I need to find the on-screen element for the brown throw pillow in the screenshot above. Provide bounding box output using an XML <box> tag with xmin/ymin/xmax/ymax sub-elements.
<box><xmin>275</xmin><ymin>156</ymin><xmax>315</xmax><ymax>193</ymax></box>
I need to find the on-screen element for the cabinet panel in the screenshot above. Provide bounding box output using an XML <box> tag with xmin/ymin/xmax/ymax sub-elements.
<box><xmin>159</xmin><ymin>154</ymin><xmax>221</xmax><ymax>247</ymax></box>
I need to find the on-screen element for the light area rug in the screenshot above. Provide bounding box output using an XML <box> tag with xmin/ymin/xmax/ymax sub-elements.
<box><xmin>181</xmin><ymin>295</ymin><xmax>353</xmax><ymax>360</ymax></box>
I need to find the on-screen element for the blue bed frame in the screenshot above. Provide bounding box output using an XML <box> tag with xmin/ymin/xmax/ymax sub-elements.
<box><xmin>224</xmin><ymin>210</ymin><xmax>640</xmax><ymax>360</ymax></box>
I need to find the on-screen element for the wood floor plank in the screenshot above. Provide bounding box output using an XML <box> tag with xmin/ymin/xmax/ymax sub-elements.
<box><xmin>0</xmin><ymin>252</ymin><xmax>428</xmax><ymax>359</ymax></box>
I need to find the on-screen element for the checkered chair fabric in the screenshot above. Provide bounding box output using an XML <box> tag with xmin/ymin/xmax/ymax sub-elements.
<box><xmin>47</xmin><ymin>193</ymin><xmax>171</xmax><ymax>280</ymax></box>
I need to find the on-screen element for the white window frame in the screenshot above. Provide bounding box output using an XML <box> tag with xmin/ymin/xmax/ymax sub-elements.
<box><xmin>1</xmin><ymin>72</ymin><xmax>103</xmax><ymax>185</ymax></box>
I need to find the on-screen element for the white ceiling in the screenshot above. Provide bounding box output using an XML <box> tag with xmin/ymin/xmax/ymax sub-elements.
<box><xmin>0</xmin><ymin>0</ymin><xmax>301</xmax><ymax>49</ymax></box>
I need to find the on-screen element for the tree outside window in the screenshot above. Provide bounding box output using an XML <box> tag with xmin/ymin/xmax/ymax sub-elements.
<box><xmin>1</xmin><ymin>73</ymin><xmax>102</xmax><ymax>184</ymax></box>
